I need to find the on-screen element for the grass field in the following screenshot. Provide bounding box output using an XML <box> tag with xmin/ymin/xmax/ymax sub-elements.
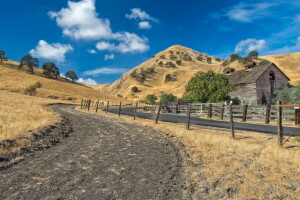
<box><xmin>80</xmin><ymin>106</ymin><xmax>300</xmax><ymax>200</ymax></box>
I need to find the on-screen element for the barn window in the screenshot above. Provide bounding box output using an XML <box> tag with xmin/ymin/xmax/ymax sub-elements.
<box><xmin>269</xmin><ymin>71</ymin><xmax>275</xmax><ymax>94</ymax></box>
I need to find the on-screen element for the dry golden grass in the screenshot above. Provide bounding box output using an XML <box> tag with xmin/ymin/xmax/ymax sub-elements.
<box><xmin>0</xmin><ymin>90</ymin><xmax>60</xmax><ymax>141</ymax></box>
<box><xmin>92</xmin><ymin>45</ymin><xmax>223</xmax><ymax>100</ymax></box>
<box><xmin>80</xmin><ymin>106</ymin><xmax>300</xmax><ymax>200</ymax></box>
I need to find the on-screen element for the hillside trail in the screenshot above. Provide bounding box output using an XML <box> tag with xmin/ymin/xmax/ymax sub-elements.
<box><xmin>0</xmin><ymin>104</ymin><xmax>188</xmax><ymax>200</ymax></box>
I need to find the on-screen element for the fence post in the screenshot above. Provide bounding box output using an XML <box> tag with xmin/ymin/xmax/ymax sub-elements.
<box><xmin>155</xmin><ymin>105</ymin><xmax>162</xmax><ymax>124</ymax></box>
<box><xmin>95</xmin><ymin>100</ymin><xmax>99</xmax><ymax>112</ymax></box>
<box><xmin>133</xmin><ymin>102</ymin><xmax>138</xmax><ymax>120</ymax></box>
<box><xmin>229</xmin><ymin>103</ymin><xmax>235</xmax><ymax>139</ymax></box>
<box><xmin>294</xmin><ymin>108</ymin><xmax>300</xmax><ymax>126</ymax></box>
<box><xmin>265</xmin><ymin>104</ymin><xmax>271</xmax><ymax>124</ymax></box>
<box><xmin>118</xmin><ymin>101</ymin><xmax>122</xmax><ymax>117</ymax></box>
<box><xmin>83</xmin><ymin>100</ymin><xmax>86</xmax><ymax>109</ymax></box>
<box><xmin>242</xmin><ymin>104</ymin><xmax>248</xmax><ymax>122</ymax></box>
<box><xmin>208</xmin><ymin>104</ymin><xmax>212</xmax><ymax>118</ymax></box>
<box><xmin>186</xmin><ymin>103</ymin><xmax>191</xmax><ymax>130</ymax></box>
<box><xmin>277</xmin><ymin>101</ymin><xmax>283</xmax><ymax>146</ymax></box>
<box><xmin>106</xmin><ymin>101</ymin><xmax>109</xmax><ymax>114</ymax></box>
<box><xmin>87</xmin><ymin>100</ymin><xmax>91</xmax><ymax>111</ymax></box>
<box><xmin>80</xmin><ymin>99</ymin><xmax>83</xmax><ymax>109</ymax></box>
<box><xmin>220</xmin><ymin>104</ymin><xmax>224</xmax><ymax>120</ymax></box>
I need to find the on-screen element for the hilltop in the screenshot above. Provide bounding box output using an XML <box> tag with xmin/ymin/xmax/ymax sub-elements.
<box><xmin>93</xmin><ymin>45</ymin><xmax>223</xmax><ymax>100</ymax></box>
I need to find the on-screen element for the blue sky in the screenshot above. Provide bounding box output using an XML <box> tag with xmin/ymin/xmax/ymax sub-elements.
<box><xmin>1</xmin><ymin>0</ymin><xmax>300</xmax><ymax>85</ymax></box>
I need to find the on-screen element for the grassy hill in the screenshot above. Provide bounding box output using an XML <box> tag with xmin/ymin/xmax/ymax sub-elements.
<box><xmin>93</xmin><ymin>45</ymin><xmax>223</xmax><ymax>100</ymax></box>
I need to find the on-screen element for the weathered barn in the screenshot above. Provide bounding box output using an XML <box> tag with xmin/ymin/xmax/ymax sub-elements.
<box><xmin>228</xmin><ymin>62</ymin><xmax>290</xmax><ymax>105</ymax></box>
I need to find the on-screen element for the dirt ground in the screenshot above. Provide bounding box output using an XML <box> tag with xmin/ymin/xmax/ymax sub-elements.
<box><xmin>0</xmin><ymin>104</ymin><xmax>191</xmax><ymax>200</ymax></box>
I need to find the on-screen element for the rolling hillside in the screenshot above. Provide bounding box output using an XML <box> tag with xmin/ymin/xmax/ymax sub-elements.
<box><xmin>93</xmin><ymin>45</ymin><xmax>223</xmax><ymax>100</ymax></box>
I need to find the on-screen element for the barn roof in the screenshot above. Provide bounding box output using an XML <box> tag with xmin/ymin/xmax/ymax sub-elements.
<box><xmin>228</xmin><ymin>62</ymin><xmax>289</xmax><ymax>85</ymax></box>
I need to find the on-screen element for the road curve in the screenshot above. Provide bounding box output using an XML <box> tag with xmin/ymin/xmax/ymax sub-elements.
<box><xmin>0</xmin><ymin>104</ymin><xmax>187</xmax><ymax>200</ymax></box>
<box><xmin>107</xmin><ymin>107</ymin><xmax>300</xmax><ymax>136</ymax></box>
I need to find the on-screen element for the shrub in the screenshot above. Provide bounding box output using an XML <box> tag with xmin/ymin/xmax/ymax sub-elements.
<box><xmin>207</xmin><ymin>57</ymin><xmax>212</xmax><ymax>64</ymax></box>
<box><xmin>160</xmin><ymin>93</ymin><xmax>177</xmax><ymax>103</ymax></box>
<box><xmin>165</xmin><ymin>61</ymin><xmax>176</xmax><ymax>68</ymax></box>
<box><xmin>24</xmin><ymin>85</ymin><xmax>37</xmax><ymax>96</ymax></box>
<box><xmin>117</xmin><ymin>94</ymin><xmax>123</xmax><ymax>98</ymax></box>
<box><xmin>258</xmin><ymin>60</ymin><xmax>271</xmax><ymax>66</ymax></box>
<box><xmin>33</xmin><ymin>82</ymin><xmax>42</xmax><ymax>88</ymax></box>
<box><xmin>146</xmin><ymin>66</ymin><xmax>155</xmax><ymax>74</ymax></box>
<box><xmin>176</xmin><ymin>51</ymin><xmax>181</xmax><ymax>55</ymax></box>
<box><xmin>196</xmin><ymin>56</ymin><xmax>203</xmax><ymax>61</ymax></box>
<box><xmin>215</xmin><ymin>58</ymin><xmax>221</xmax><ymax>62</ymax></box>
<box><xmin>169</xmin><ymin>50</ymin><xmax>174</xmax><ymax>54</ymax></box>
<box><xmin>145</xmin><ymin>94</ymin><xmax>157</xmax><ymax>104</ymax></box>
<box><xmin>136</xmin><ymin>74</ymin><xmax>146</xmax><ymax>83</ymax></box>
<box><xmin>222</xmin><ymin>59</ymin><xmax>230</xmax><ymax>67</ymax></box>
<box><xmin>130</xmin><ymin>69</ymin><xmax>137</xmax><ymax>77</ymax></box>
<box><xmin>169</xmin><ymin>55</ymin><xmax>178</xmax><ymax>61</ymax></box>
<box><xmin>165</xmin><ymin>74</ymin><xmax>173</xmax><ymax>82</ymax></box>
<box><xmin>159</xmin><ymin>55</ymin><xmax>166</xmax><ymax>59</ymax></box>
<box><xmin>131</xmin><ymin>86</ymin><xmax>139</xmax><ymax>92</ymax></box>
<box><xmin>158</xmin><ymin>61</ymin><xmax>164</xmax><ymax>67</ymax></box>
<box><xmin>182</xmin><ymin>53</ymin><xmax>192</xmax><ymax>61</ymax></box>
<box><xmin>176</xmin><ymin>60</ymin><xmax>182</xmax><ymax>66</ymax></box>
<box><xmin>230</xmin><ymin>97</ymin><xmax>241</xmax><ymax>105</ymax></box>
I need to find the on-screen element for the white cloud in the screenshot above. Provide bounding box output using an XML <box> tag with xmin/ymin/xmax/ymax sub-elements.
<box><xmin>125</xmin><ymin>8</ymin><xmax>158</xmax><ymax>22</ymax></box>
<box><xmin>29</xmin><ymin>40</ymin><xmax>73</xmax><ymax>62</ymax></box>
<box><xmin>264</xmin><ymin>37</ymin><xmax>300</xmax><ymax>55</ymax></box>
<box><xmin>48</xmin><ymin>0</ymin><xmax>112</xmax><ymax>40</ymax></box>
<box><xmin>83</xmin><ymin>67</ymin><xmax>128</xmax><ymax>76</ymax></box>
<box><xmin>77</xmin><ymin>77</ymin><xmax>97</xmax><ymax>85</ymax></box>
<box><xmin>104</xmin><ymin>54</ymin><xmax>114</xmax><ymax>60</ymax></box>
<box><xmin>138</xmin><ymin>21</ymin><xmax>151</xmax><ymax>29</ymax></box>
<box><xmin>235</xmin><ymin>38</ymin><xmax>266</xmax><ymax>54</ymax></box>
<box><xmin>96</xmin><ymin>32</ymin><xmax>149</xmax><ymax>53</ymax></box>
<box><xmin>87</xmin><ymin>49</ymin><xmax>97</xmax><ymax>54</ymax></box>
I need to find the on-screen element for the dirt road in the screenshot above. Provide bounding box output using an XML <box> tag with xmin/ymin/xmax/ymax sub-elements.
<box><xmin>0</xmin><ymin>105</ymin><xmax>188</xmax><ymax>200</ymax></box>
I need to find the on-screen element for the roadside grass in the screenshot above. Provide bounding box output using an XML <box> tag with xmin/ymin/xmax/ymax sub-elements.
<box><xmin>78</xmin><ymin>106</ymin><xmax>300</xmax><ymax>200</ymax></box>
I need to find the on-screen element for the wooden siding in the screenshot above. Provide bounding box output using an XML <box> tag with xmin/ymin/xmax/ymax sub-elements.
<box><xmin>256</xmin><ymin>64</ymin><xmax>289</xmax><ymax>105</ymax></box>
<box><xmin>229</xmin><ymin>83</ymin><xmax>257</xmax><ymax>105</ymax></box>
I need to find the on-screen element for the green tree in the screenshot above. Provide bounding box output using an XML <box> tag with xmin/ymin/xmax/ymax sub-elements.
<box><xmin>183</xmin><ymin>70</ymin><xmax>234</xmax><ymax>103</ymax></box>
<box><xmin>165</xmin><ymin>74</ymin><xmax>173</xmax><ymax>82</ymax></box>
<box><xmin>130</xmin><ymin>69</ymin><xmax>137</xmax><ymax>77</ymax></box>
<box><xmin>42</xmin><ymin>62</ymin><xmax>60</xmax><ymax>78</ymax></box>
<box><xmin>65</xmin><ymin>71</ymin><xmax>78</xmax><ymax>83</ymax></box>
<box><xmin>19</xmin><ymin>55</ymin><xmax>39</xmax><ymax>74</ymax></box>
<box><xmin>165</xmin><ymin>61</ymin><xmax>176</xmax><ymax>68</ymax></box>
<box><xmin>230</xmin><ymin>54</ymin><xmax>242</xmax><ymax>62</ymax></box>
<box><xmin>176</xmin><ymin>60</ymin><xmax>182</xmax><ymax>66</ymax></box>
<box><xmin>276</xmin><ymin>85</ymin><xmax>300</xmax><ymax>104</ymax></box>
<box><xmin>160</xmin><ymin>93</ymin><xmax>177</xmax><ymax>103</ymax></box>
<box><xmin>247</xmin><ymin>50</ymin><xmax>259</xmax><ymax>59</ymax></box>
<box><xmin>0</xmin><ymin>50</ymin><xmax>6</xmax><ymax>63</ymax></box>
<box><xmin>131</xmin><ymin>86</ymin><xmax>139</xmax><ymax>92</ymax></box>
<box><xmin>207</xmin><ymin>57</ymin><xmax>212</xmax><ymax>64</ymax></box>
<box><xmin>145</xmin><ymin>94</ymin><xmax>157</xmax><ymax>104</ymax></box>
<box><xmin>196</xmin><ymin>56</ymin><xmax>203</xmax><ymax>61</ymax></box>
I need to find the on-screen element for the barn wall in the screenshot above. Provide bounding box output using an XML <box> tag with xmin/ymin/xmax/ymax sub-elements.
<box><xmin>256</xmin><ymin>64</ymin><xmax>289</xmax><ymax>105</ymax></box>
<box><xmin>229</xmin><ymin>83</ymin><xmax>257</xmax><ymax>105</ymax></box>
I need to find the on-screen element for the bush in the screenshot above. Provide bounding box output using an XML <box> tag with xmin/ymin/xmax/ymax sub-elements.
<box><xmin>158</xmin><ymin>61</ymin><xmax>164</xmax><ymax>67</ymax></box>
<box><xmin>176</xmin><ymin>60</ymin><xmax>182</xmax><ymax>66</ymax></box>
<box><xmin>159</xmin><ymin>55</ymin><xmax>166</xmax><ymax>59</ymax></box>
<box><xmin>117</xmin><ymin>94</ymin><xmax>123</xmax><ymax>98</ymax></box>
<box><xmin>136</xmin><ymin>74</ymin><xmax>146</xmax><ymax>83</ymax></box>
<box><xmin>34</xmin><ymin>82</ymin><xmax>42</xmax><ymax>88</ymax></box>
<box><xmin>182</xmin><ymin>53</ymin><xmax>192</xmax><ymax>61</ymax></box>
<box><xmin>169</xmin><ymin>55</ymin><xmax>178</xmax><ymax>61</ymax></box>
<box><xmin>276</xmin><ymin>85</ymin><xmax>300</xmax><ymax>104</ymax></box>
<box><xmin>176</xmin><ymin>51</ymin><xmax>181</xmax><ymax>55</ymax></box>
<box><xmin>165</xmin><ymin>61</ymin><xmax>176</xmax><ymax>68</ymax></box>
<box><xmin>24</xmin><ymin>82</ymin><xmax>42</xmax><ymax>96</ymax></box>
<box><xmin>146</xmin><ymin>66</ymin><xmax>155</xmax><ymax>74</ymax></box>
<box><xmin>258</xmin><ymin>60</ymin><xmax>271</xmax><ymax>66</ymax></box>
<box><xmin>131</xmin><ymin>86</ymin><xmax>139</xmax><ymax>92</ymax></box>
<box><xmin>230</xmin><ymin>97</ymin><xmax>241</xmax><ymax>105</ymax></box>
<box><xmin>207</xmin><ymin>57</ymin><xmax>212</xmax><ymax>64</ymax></box>
<box><xmin>145</xmin><ymin>94</ymin><xmax>157</xmax><ymax>104</ymax></box>
<box><xmin>130</xmin><ymin>69</ymin><xmax>137</xmax><ymax>77</ymax></box>
<box><xmin>169</xmin><ymin>50</ymin><xmax>174</xmax><ymax>54</ymax></box>
<box><xmin>215</xmin><ymin>58</ymin><xmax>221</xmax><ymax>62</ymax></box>
<box><xmin>196</xmin><ymin>56</ymin><xmax>203</xmax><ymax>61</ymax></box>
<box><xmin>160</xmin><ymin>93</ymin><xmax>177</xmax><ymax>103</ymax></box>
<box><xmin>165</xmin><ymin>74</ymin><xmax>173</xmax><ymax>82</ymax></box>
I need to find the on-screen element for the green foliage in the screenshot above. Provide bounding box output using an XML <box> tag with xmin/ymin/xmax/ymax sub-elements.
<box><xmin>176</xmin><ymin>60</ymin><xmax>182</xmax><ymax>66</ymax></box>
<box><xmin>165</xmin><ymin>61</ymin><xmax>176</xmax><ymax>68</ymax></box>
<box><xmin>182</xmin><ymin>53</ymin><xmax>192</xmax><ymax>61</ymax></box>
<box><xmin>276</xmin><ymin>86</ymin><xmax>300</xmax><ymax>104</ymax></box>
<box><xmin>0</xmin><ymin>50</ymin><xmax>6</xmax><ymax>63</ymax></box>
<box><xmin>159</xmin><ymin>55</ymin><xmax>166</xmax><ymax>59</ymax></box>
<box><xmin>42</xmin><ymin>62</ymin><xmax>60</xmax><ymax>78</ymax></box>
<box><xmin>258</xmin><ymin>60</ymin><xmax>271</xmax><ymax>66</ymax></box>
<box><xmin>136</xmin><ymin>74</ymin><xmax>146</xmax><ymax>83</ymax></box>
<box><xmin>130</xmin><ymin>69</ymin><xmax>138</xmax><ymax>77</ymax></box>
<box><xmin>221</xmin><ymin>59</ymin><xmax>230</xmax><ymax>67</ymax></box>
<box><xmin>145</xmin><ymin>94</ymin><xmax>157</xmax><ymax>104</ymax></box>
<box><xmin>169</xmin><ymin>55</ymin><xmax>178</xmax><ymax>61</ymax></box>
<box><xmin>131</xmin><ymin>86</ymin><xmax>139</xmax><ymax>92</ymax></box>
<box><xmin>146</xmin><ymin>66</ymin><xmax>155</xmax><ymax>74</ymax></box>
<box><xmin>65</xmin><ymin>71</ymin><xmax>79</xmax><ymax>83</ymax></box>
<box><xmin>24</xmin><ymin>82</ymin><xmax>42</xmax><ymax>96</ymax></box>
<box><xmin>19</xmin><ymin>55</ymin><xmax>39</xmax><ymax>74</ymax></box>
<box><xmin>196</xmin><ymin>56</ymin><xmax>203</xmax><ymax>61</ymax></box>
<box><xmin>207</xmin><ymin>57</ymin><xmax>212</xmax><ymax>64</ymax></box>
<box><xmin>160</xmin><ymin>93</ymin><xmax>177</xmax><ymax>103</ymax></box>
<box><xmin>169</xmin><ymin>50</ymin><xmax>174</xmax><ymax>54</ymax></box>
<box><xmin>247</xmin><ymin>50</ymin><xmax>259</xmax><ymax>59</ymax></box>
<box><xmin>176</xmin><ymin>51</ymin><xmax>181</xmax><ymax>55</ymax></box>
<box><xmin>158</xmin><ymin>61</ymin><xmax>164</xmax><ymax>67</ymax></box>
<box><xmin>215</xmin><ymin>58</ymin><xmax>221</xmax><ymax>62</ymax></box>
<box><xmin>165</xmin><ymin>74</ymin><xmax>173</xmax><ymax>82</ymax></box>
<box><xmin>117</xmin><ymin>94</ymin><xmax>123</xmax><ymax>98</ymax></box>
<box><xmin>183</xmin><ymin>70</ymin><xmax>234</xmax><ymax>103</ymax></box>
<box><xmin>230</xmin><ymin>97</ymin><xmax>241</xmax><ymax>105</ymax></box>
<box><xmin>230</xmin><ymin>54</ymin><xmax>242</xmax><ymax>62</ymax></box>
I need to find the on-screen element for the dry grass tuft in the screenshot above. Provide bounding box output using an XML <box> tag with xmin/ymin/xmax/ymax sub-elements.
<box><xmin>80</xmin><ymin>106</ymin><xmax>300</xmax><ymax>199</ymax></box>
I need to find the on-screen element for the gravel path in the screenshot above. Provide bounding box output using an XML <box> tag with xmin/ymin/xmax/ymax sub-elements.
<box><xmin>0</xmin><ymin>104</ymin><xmax>188</xmax><ymax>200</ymax></box>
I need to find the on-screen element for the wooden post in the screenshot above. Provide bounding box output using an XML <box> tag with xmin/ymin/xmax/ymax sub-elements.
<box><xmin>265</xmin><ymin>104</ymin><xmax>271</xmax><ymax>124</ymax></box>
<box><xmin>242</xmin><ymin>105</ymin><xmax>248</xmax><ymax>122</ymax></box>
<box><xmin>118</xmin><ymin>101</ymin><xmax>122</xmax><ymax>117</ymax></box>
<box><xmin>155</xmin><ymin>105</ymin><xmax>162</xmax><ymax>124</ymax></box>
<box><xmin>83</xmin><ymin>100</ymin><xmax>86</xmax><ymax>109</ymax></box>
<box><xmin>95</xmin><ymin>100</ymin><xmax>99</xmax><ymax>112</ymax></box>
<box><xmin>133</xmin><ymin>101</ymin><xmax>138</xmax><ymax>120</ymax></box>
<box><xmin>80</xmin><ymin>99</ymin><xmax>83</xmax><ymax>109</ymax></box>
<box><xmin>208</xmin><ymin>104</ymin><xmax>212</xmax><ymax>118</ymax></box>
<box><xmin>229</xmin><ymin>103</ymin><xmax>235</xmax><ymax>139</ymax></box>
<box><xmin>220</xmin><ymin>104</ymin><xmax>225</xmax><ymax>120</ymax></box>
<box><xmin>106</xmin><ymin>101</ymin><xmax>109</xmax><ymax>114</ymax></box>
<box><xmin>277</xmin><ymin>101</ymin><xmax>283</xmax><ymax>146</ymax></box>
<box><xmin>87</xmin><ymin>100</ymin><xmax>91</xmax><ymax>111</ymax></box>
<box><xmin>295</xmin><ymin>109</ymin><xmax>300</xmax><ymax>126</ymax></box>
<box><xmin>186</xmin><ymin>103</ymin><xmax>191</xmax><ymax>130</ymax></box>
